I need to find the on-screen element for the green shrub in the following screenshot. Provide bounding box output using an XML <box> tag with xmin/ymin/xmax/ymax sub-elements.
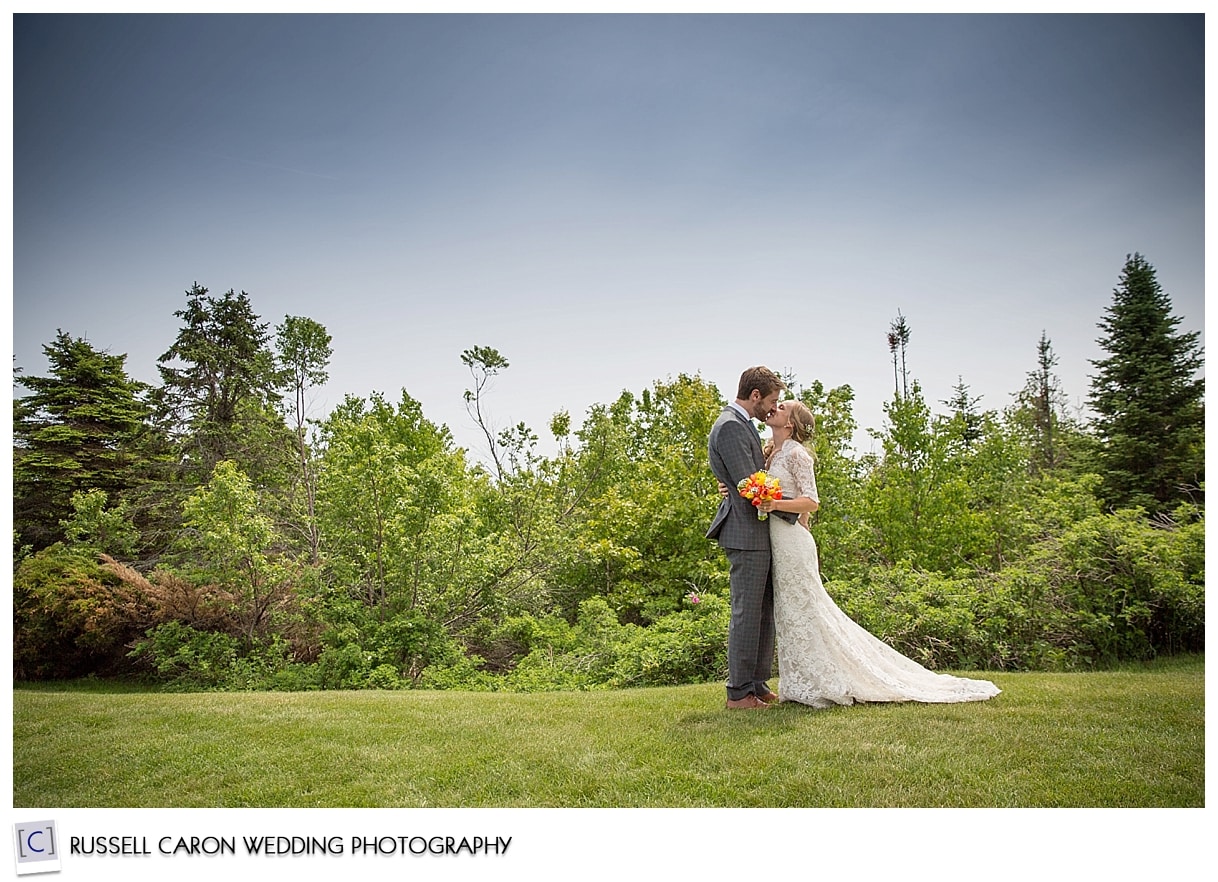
<box><xmin>307</xmin><ymin>606</ymin><xmax>469</xmax><ymax>690</ymax></box>
<box><xmin>365</xmin><ymin>664</ymin><xmax>404</xmax><ymax>690</ymax></box>
<box><xmin>128</xmin><ymin>622</ymin><xmax>240</xmax><ymax>689</ymax></box>
<box><xmin>369</xmin><ymin>612</ymin><xmax>455</xmax><ymax>685</ymax></box>
<box><xmin>315</xmin><ymin>642</ymin><xmax>373</xmax><ymax>690</ymax></box>
<box><xmin>827</xmin><ymin>502</ymin><xmax>1205</xmax><ymax>671</ymax></box>
<box><xmin>224</xmin><ymin>635</ymin><xmax>299</xmax><ymax>690</ymax></box>
<box><xmin>263</xmin><ymin>664</ymin><xmax>323</xmax><ymax>691</ymax></box>
<box><xmin>609</xmin><ymin>593</ymin><xmax>730</xmax><ymax>687</ymax></box>
<box><xmin>127</xmin><ymin>624</ymin><xmax>312</xmax><ymax>691</ymax></box>
<box><xmin>1025</xmin><ymin>505</ymin><xmax>1205</xmax><ymax>663</ymax></box>
<box><xmin>416</xmin><ymin>652</ymin><xmax>499</xmax><ymax>691</ymax></box>
<box><xmin>499</xmin><ymin>607</ymin><xmax>605</xmax><ymax>692</ymax></box>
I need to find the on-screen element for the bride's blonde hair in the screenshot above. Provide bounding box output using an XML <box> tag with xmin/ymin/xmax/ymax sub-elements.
<box><xmin>763</xmin><ymin>400</ymin><xmax>816</xmax><ymax>460</ymax></box>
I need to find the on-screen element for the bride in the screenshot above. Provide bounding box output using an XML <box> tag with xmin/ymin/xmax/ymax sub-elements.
<box><xmin>753</xmin><ymin>399</ymin><xmax>1000</xmax><ymax>707</ymax></box>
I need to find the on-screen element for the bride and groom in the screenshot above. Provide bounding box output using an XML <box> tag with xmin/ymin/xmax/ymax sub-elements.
<box><xmin>707</xmin><ymin>366</ymin><xmax>1000</xmax><ymax>710</ymax></box>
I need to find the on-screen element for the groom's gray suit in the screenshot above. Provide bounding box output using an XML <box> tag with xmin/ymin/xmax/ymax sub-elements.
<box><xmin>707</xmin><ymin>404</ymin><xmax>798</xmax><ymax>701</ymax></box>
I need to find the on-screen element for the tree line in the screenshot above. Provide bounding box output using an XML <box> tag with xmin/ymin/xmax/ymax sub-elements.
<box><xmin>12</xmin><ymin>255</ymin><xmax>1204</xmax><ymax>690</ymax></box>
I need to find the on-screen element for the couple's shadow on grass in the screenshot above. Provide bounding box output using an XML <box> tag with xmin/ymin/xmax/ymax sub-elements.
<box><xmin>678</xmin><ymin>699</ymin><xmax>854</xmax><ymax>730</ymax></box>
<box><xmin>674</xmin><ymin>693</ymin><xmax>995</xmax><ymax>732</ymax></box>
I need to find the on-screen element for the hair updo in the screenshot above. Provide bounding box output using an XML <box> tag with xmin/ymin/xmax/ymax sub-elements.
<box><xmin>763</xmin><ymin>400</ymin><xmax>816</xmax><ymax>460</ymax></box>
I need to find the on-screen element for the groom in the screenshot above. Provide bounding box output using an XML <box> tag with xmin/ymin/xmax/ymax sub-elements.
<box><xmin>707</xmin><ymin>366</ymin><xmax>798</xmax><ymax>710</ymax></box>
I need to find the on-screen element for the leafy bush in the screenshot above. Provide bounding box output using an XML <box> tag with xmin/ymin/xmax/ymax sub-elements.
<box><xmin>1022</xmin><ymin>504</ymin><xmax>1205</xmax><ymax>663</ymax></box>
<box><xmin>827</xmin><ymin>502</ymin><xmax>1205</xmax><ymax>671</ymax></box>
<box><xmin>365</xmin><ymin>664</ymin><xmax>405</xmax><ymax>690</ymax></box>
<box><xmin>446</xmin><ymin>594</ymin><xmax>731</xmax><ymax>692</ymax></box>
<box><xmin>368</xmin><ymin>612</ymin><xmax>455</xmax><ymax>685</ymax></box>
<box><xmin>308</xmin><ymin>607</ymin><xmax>467</xmax><ymax>690</ymax></box>
<box><xmin>314</xmin><ymin>642</ymin><xmax>374</xmax><ymax>690</ymax></box>
<box><xmin>609</xmin><ymin>593</ymin><xmax>730</xmax><ymax>687</ymax></box>
<box><xmin>416</xmin><ymin>652</ymin><xmax>499</xmax><ymax>691</ymax></box>
<box><xmin>224</xmin><ymin>635</ymin><xmax>300</xmax><ymax>690</ymax></box>
<box><xmin>61</xmin><ymin>489</ymin><xmax>140</xmax><ymax>559</ymax></box>
<box><xmin>127</xmin><ymin>623</ymin><xmax>308</xmax><ymax>690</ymax></box>
<box><xmin>498</xmin><ymin>604</ymin><xmax>612</xmax><ymax>692</ymax></box>
<box><xmin>263</xmin><ymin>664</ymin><xmax>323</xmax><ymax>692</ymax></box>
<box><xmin>128</xmin><ymin>622</ymin><xmax>241</xmax><ymax>689</ymax></box>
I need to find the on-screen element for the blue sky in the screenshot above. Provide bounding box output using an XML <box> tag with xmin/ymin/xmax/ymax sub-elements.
<box><xmin>12</xmin><ymin>13</ymin><xmax>1206</xmax><ymax>463</ymax></box>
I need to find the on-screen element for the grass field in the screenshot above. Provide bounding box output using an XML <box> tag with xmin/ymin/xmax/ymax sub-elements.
<box><xmin>12</xmin><ymin>655</ymin><xmax>1203</xmax><ymax>808</ymax></box>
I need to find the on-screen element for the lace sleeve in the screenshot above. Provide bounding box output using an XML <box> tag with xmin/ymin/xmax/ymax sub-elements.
<box><xmin>780</xmin><ymin>441</ymin><xmax>819</xmax><ymax>503</ymax></box>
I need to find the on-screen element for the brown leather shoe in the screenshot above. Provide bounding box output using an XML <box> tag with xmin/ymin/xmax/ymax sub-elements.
<box><xmin>757</xmin><ymin>690</ymin><xmax>779</xmax><ymax>704</ymax></box>
<box><xmin>726</xmin><ymin>694</ymin><xmax>771</xmax><ymax>710</ymax></box>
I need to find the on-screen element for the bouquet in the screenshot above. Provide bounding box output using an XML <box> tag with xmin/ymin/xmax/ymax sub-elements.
<box><xmin>737</xmin><ymin>471</ymin><xmax>783</xmax><ymax>520</ymax></box>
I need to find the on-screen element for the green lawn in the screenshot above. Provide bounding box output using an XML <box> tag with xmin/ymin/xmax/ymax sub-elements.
<box><xmin>13</xmin><ymin>655</ymin><xmax>1203</xmax><ymax>808</ymax></box>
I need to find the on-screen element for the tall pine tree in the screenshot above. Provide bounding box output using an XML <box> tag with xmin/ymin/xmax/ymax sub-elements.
<box><xmin>1088</xmin><ymin>254</ymin><xmax>1204</xmax><ymax>511</ymax></box>
<box><xmin>155</xmin><ymin>283</ymin><xmax>291</xmax><ymax>486</ymax></box>
<box><xmin>14</xmin><ymin>332</ymin><xmax>152</xmax><ymax>550</ymax></box>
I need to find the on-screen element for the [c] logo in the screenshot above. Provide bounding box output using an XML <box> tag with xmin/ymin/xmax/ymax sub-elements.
<box><xmin>12</xmin><ymin>820</ymin><xmax>61</xmax><ymax>876</ymax></box>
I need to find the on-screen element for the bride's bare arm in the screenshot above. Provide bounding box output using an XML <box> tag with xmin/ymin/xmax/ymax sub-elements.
<box><xmin>757</xmin><ymin>495</ymin><xmax>818</xmax><ymax>516</ymax></box>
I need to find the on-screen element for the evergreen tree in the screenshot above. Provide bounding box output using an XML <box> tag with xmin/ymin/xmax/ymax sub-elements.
<box><xmin>943</xmin><ymin>376</ymin><xmax>984</xmax><ymax>449</ymax></box>
<box><xmin>1007</xmin><ymin>332</ymin><xmax>1095</xmax><ymax>480</ymax></box>
<box><xmin>1010</xmin><ymin>332</ymin><xmax>1067</xmax><ymax>474</ymax></box>
<box><xmin>155</xmin><ymin>284</ymin><xmax>292</xmax><ymax>486</ymax></box>
<box><xmin>1027</xmin><ymin>332</ymin><xmax>1060</xmax><ymax>471</ymax></box>
<box><xmin>1088</xmin><ymin>254</ymin><xmax>1204</xmax><ymax>510</ymax></box>
<box><xmin>14</xmin><ymin>331</ymin><xmax>152</xmax><ymax>550</ymax></box>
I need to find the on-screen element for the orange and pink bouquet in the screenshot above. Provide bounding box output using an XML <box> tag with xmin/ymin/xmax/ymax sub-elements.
<box><xmin>737</xmin><ymin>471</ymin><xmax>783</xmax><ymax>520</ymax></box>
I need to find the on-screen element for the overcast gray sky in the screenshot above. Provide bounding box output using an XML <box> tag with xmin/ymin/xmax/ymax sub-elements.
<box><xmin>12</xmin><ymin>13</ymin><xmax>1205</xmax><ymax>463</ymax></box>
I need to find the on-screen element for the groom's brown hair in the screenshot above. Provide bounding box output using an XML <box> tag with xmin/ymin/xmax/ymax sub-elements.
<box><xmin>737</xmin><ymin>366</ymin><xmax>785</xmax><ymax>400</ymax></box>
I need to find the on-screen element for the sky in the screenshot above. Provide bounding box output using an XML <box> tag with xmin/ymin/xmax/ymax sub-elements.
<box><xmin>11</xmin><ymin>12</ymin><xmax>1206</xmax><ymax>467</ymax></box>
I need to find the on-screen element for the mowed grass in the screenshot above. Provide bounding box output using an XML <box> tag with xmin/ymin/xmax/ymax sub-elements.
<box><xmin>13</xmin><ymin>655</ymin><xmax>1203</xmax><ymax>808</ymax></box>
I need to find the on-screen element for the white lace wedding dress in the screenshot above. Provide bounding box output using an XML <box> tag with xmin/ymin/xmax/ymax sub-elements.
<box><xmin>766</xmin><ymin>439</ymin><xmax>1000</xmax><ymax>707</ymax></box>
